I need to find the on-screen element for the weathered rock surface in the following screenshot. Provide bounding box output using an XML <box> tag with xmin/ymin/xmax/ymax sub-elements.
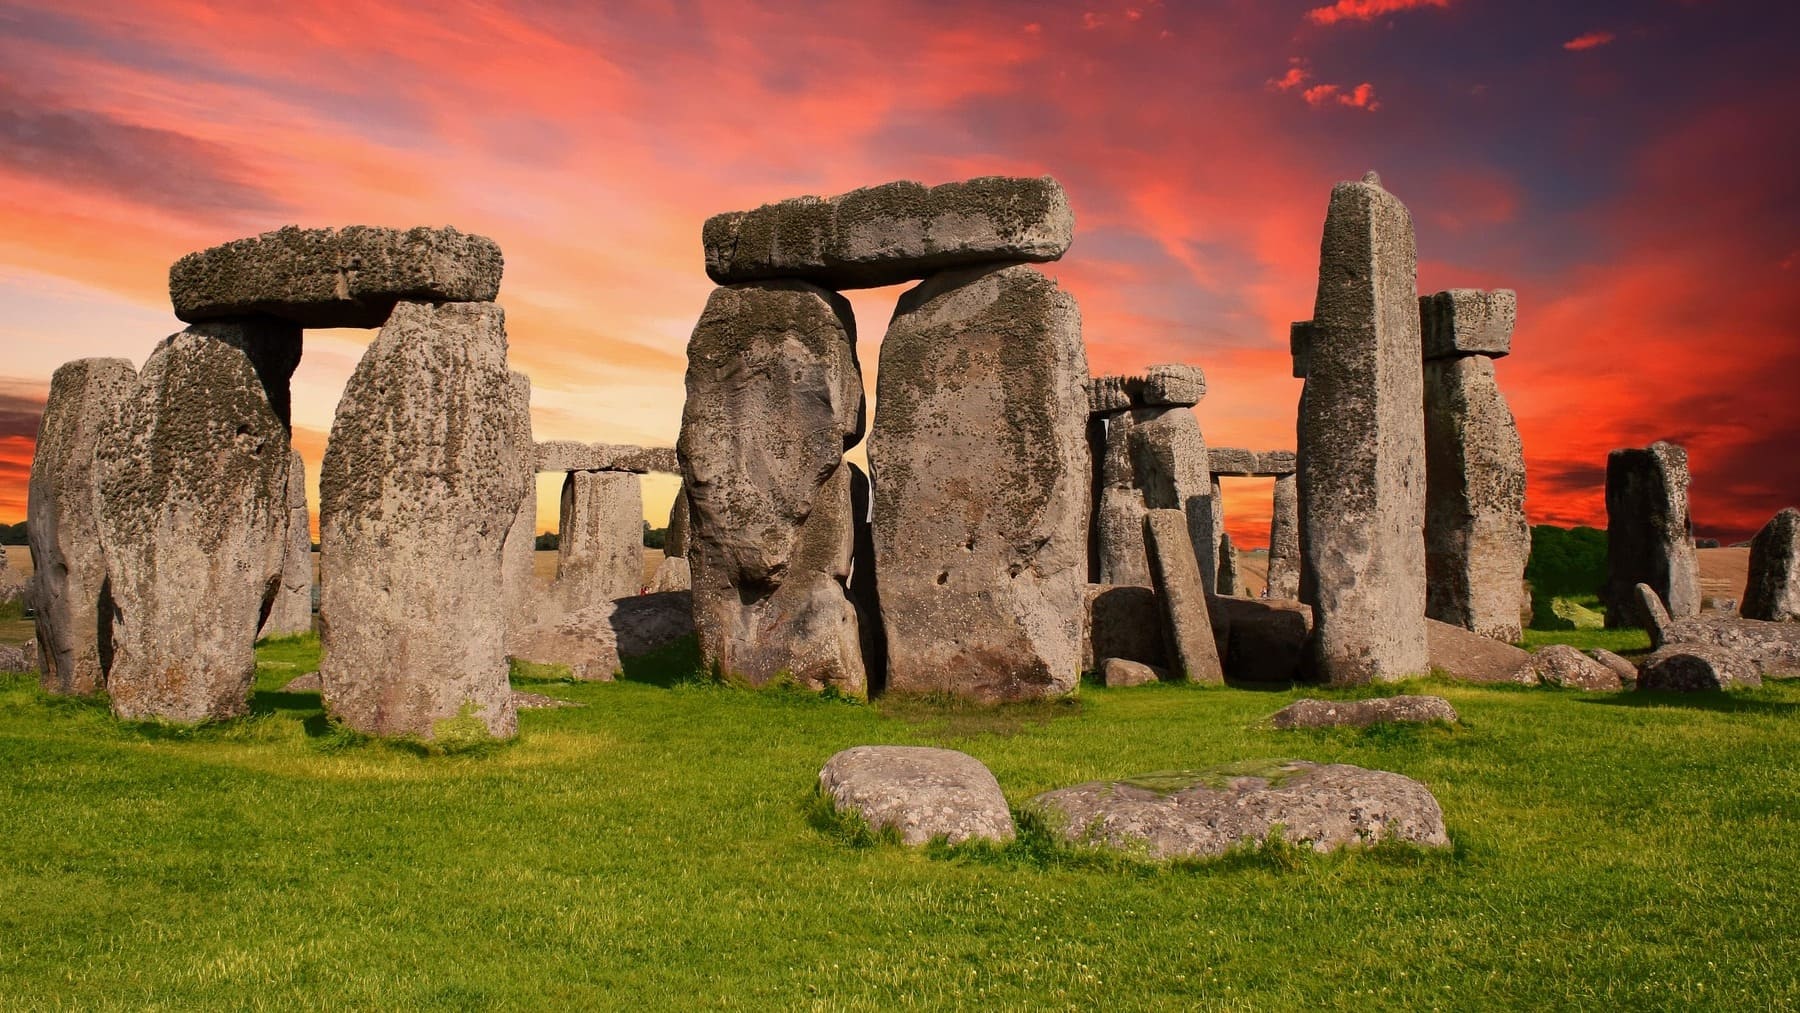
<box><xmin>499</xmin><ymin>372</ymin><xmax>537</xmax><ymax>647</ymax></box>
<box><xmin>1603</xmin><ymin>442</ymin><xmax>1700</xmax><ymax>626</ymax></box>
<box><xmin>1742</xmin><ymin>508</ymin><xmax>1800</xmax><ymax>622</ymax></box>
<box><xmin>704</xmin><ymin>176</ymin><xmax>1073</xmax><ymax>290</ymax></box>
<box><xmin>1086</xmin><ymin>375</ymin><xmax>1132</xmax><ymax>415</ymax></box>
<box><xmin>554</xmin><ymin>470</ymin><xmax>643</xmax><ymax>605</ymax></box>
<box><xmin>871</xmin><ymin>264</ymin><xmax>1087</xmax><ymax>700</ymax></box>
<box><xmin>509</xmin><ymin>591</ymin><xmax>694</xmax><ymax>681</ymax></box>
<box><xmin>1589</xmin><ymin>648</ymin><xmax>1640</xmax><ymax>688</ymax></box>
<box><xmin>95</xmin><ymin>322</ymin><xmax>297</xmax><ymax>722</ymax></box>
<box><xmin>1094</xmin><ymin>405</ymin><xmax>1213</xmax><ymax>589</ymax></box>
<box><xmin>1033</xmin><ymin>761</ymin><xmax>1449</xmax><ymax>860</ymax></box>
<box><xmin>1260</xmin><ymin>450</ymin><xmax>1298</xmax><ymax>476</ymax></box>
<box><xmin>28</xmin><ymin>357</ymin><xmax>137</xmax><ymax>694</ymax></box>
<box><xmin>649</xmin><ymin>555</ymin><xmax>691</xmax><ymax>593</ymax></box>
<box><xmin>535</xmin><ymin>441</ymin><xmax>679</xmax><ymax>475</ymax></box>
<box><xmin>1420</xmin><ymin>289</ymin><xmax>1516</xmax><ymax>360</ymax></box>
<box><xmin>1299</xmin><ymin>174</ymin><xmax>1428</xmax><ymax>684</ymax></box>
<box><xmin>1530</xmin><ymin>644</ymin><xmax>1624</xmax><ymax>691</ymax></box>
<box><xmin>1143</xmin><ymin>510</ymin><xmax>1224</xmax><ymax>684</ymax></box>
<box><xmin>319</xmin><ymin>300</ymin><xmax>524</xmax><ymax>740</ymax></box>
<box><xmin>1270</xmin><ymin>695</ymin><xmax>1458</xmax><ymax>729</ymax></box>
<box><xmin>1426</xmin><ymin>618</ymin><xmax>1536</xmax><ymax>684</ymax></box>
<box><xmin>1101</xmin><ymin>657</ymin><xmax>1166</xmax><ymax>687</ymax></box>
<box><xmin>1424</xmin><ymin>353</ymin><xmax>1528</xmax><ymax>642</ymax></box>
<box><xmin>1265</xmin><ymin>473</ymin><xmax>1302</xmax><ymax>599</ymax></box>
<box><xmin>258</xmin><ymin>450</ymin><xmax>313</xmax><ymax>640</ymax></box>
<box><xmin>818</xmin><ymin>746</ymin><xmax>1016</xmax><ymax>846</ymax></box>
<box><xmin>679</xmin><ymin>282</ymin><xmax>865</xmax><ymax>695</ymax></box>
<box><xmin>171</xmin><ymin>226</ymin><xmax>501</xmax><ymax>329</ymax></box>
<box><xmin>1135</xmin><ymin>364</ymin><xmax>1206</xmax><ymax>407</ymax></box>
<box><xmin>1639</xmin><ymin>644</ymin><xmax>1762</xmax><ymax>691</ymax></box>
<box><xmin>665</xmin><ymin>488</ymin><xmax>691</xmax><ymax>558</ymax></box>
<box><xmin>1206</xmin><ymin>447</ymin><xmax>1260</xmax><ymax>477</ymax></box>
<box><xmin>1083</xmin><ymin>584</ymin><xmax>1169</xmax><ymax>672</ymax></box>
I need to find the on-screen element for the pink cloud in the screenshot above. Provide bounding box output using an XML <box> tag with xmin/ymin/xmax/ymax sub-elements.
<box><xmin>1563</xmin><ymin>31</ymin><xmax>1616</xmax><ymax>51</ymax></box>
<box><xmin>1306</xmin><ymin>0</ymin><xmax>1451</xmax><ymax>27</ymax></box>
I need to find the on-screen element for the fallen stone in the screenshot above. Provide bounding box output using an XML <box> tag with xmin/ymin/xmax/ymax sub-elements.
<box><xmin>1424</xmin><ymin>353</ymin><xmax>1528</xmax><ymax>642</ymax></box>
<box><xmin>535</xmin><ymin>441</ymin><xmax>679</xmax><ymax>475</ymax></box>
<box><xmin>1083</xmin><ymin>584</ymin><xmax>1168</xmax><ymax>672</ymax></box>
<box><xmin>1270</xmin><ymin>695</ymin><xmax>1457</xmax><ymax>729</ymax></box>
<box><xmin>1639</xmin><ymin>644</ymin><xmax>1762</xmax><ymax>691</ymax></box>
<box><xmin>1265</xmin><ymin>473</ymin><xmax>1302</xmax><ymax>599</ymax></box>
<box><xmin>1589</xmin><ymin>648</ymin><xmax>1640</xmax><ymax>688</ymax></box>
<box><xmin>95</xmin><ymin>321</ymin><xmax>297</xmax><ymax>722</ymax></box>
<box><xmin>170</xmin><ymin>225</ymin><xmax>502</xmax><ymax>329</ymax></box>
<box><xmin>0</xmin><ymin>639</ymin><xmax>38</xmax><ymax>673</ymax></box>
<box><xmin>511</xmin><ymin>690</ymin><xmax>585</xmax><ymax>710</ymax></box>
<box><xmin>1101</xmin><ymin>657</ymin><xmax>1167</xmax><ymax>687</ymax></box>
<box><xmin>319</xmin><ymin>300</ymin><xmax>524</xmax><ymax>740</ymax></box>
<box><xmin>1530</xmin><ymin>644</ymin><xmax>1624</xmax><ymax>691</ymax></box>
<box><xmin>1134</xmin><ymin>364</ymin><xmax>1205</xmax><ymax>407</ymax></box>
<box><xmin>259</xmin><ymin>450</ymin><xmax>314</xmax><ymax>639</ymax></box>
<box><xmin>1651</xmin><ymin>614</ymin><xmax>1800</xmax><ymax>678</ymax></box>
<box><xmin>282</xmin><ymin>672</ymin><xmax>321</xmax><ymax>692</ymax></box>
<box><xmin>27</xmin><ymin>357</ymin><xmax>137</xmax><ymax>695</ymax></box>
<box><xmin>1144</xmin><ymin>510</ymin><xmax>1225</xmax><ymax>684</ymax></box>
<box><xmin>871</xmin><ymin>264</ymin><xmax>1087</xmax><ymax>700</ymax></box>
<box><xmin>1299</xmin><ymin>173</ymin><xmax>1429</xmax><ymax>685</ymax></box>
<box><xmin>679</xmin><ymin>282</ymin><xmax>865</xmax><ymax>695</ymax></box>
<box><xmin>1742</xmin><ymin>508</ymin><xmax>1800</xmax><ymax>622</ymax></box>
<box><xmin>1419</xmin><ymin>289</ymin><xmax>1516</xmax><ymax>360</ymax></box>
<box><xmin>818</xmin><ymin>746</ymin><xmax>1016</xmax><ymax>846</ymax></box>
<box><xmin>1426</xmin><ymin>618</ymin><xmax>1536</xmax><ymax>684</ymax></box>
<box><xmin>509</xmin><ymin>591</ymin><xmax>694</xmax><ymax>681</ymax></box>
<box><xmin>704</xmin><ymin>176</ymin><xmax>1073</xmax><ymax>290</ymax></box>
<box><xmin>1032</xmin><ymin>760</ymin><xmax>1449</xmax><ymax>860</ymax></box>
<box><xmin>554</xmin><ymin>470</ymin><xmax>644</xmax><ymax>606</ymax></box>
<box><xmin>1602</xmin><ymin>442</ymin><xmax>1700</xmax><ymax>626</ymax></box>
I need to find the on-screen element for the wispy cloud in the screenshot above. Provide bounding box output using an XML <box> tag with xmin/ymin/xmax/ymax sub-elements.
<box><xmin>1563</xmin><ymin>31</ymin><xmax>1616</xmax><ymax>51</ymax></box>
<box><xmin>1306</xmin><ymin>0</ymin><xmax>1451</xmax><ymax>27</ymax></box>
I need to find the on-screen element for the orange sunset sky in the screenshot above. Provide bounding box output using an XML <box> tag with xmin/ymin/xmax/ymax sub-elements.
<box><xmin>1</xmin><ymin>0</ymin><xmax>1796</xmax><ymax>547</ymax></box>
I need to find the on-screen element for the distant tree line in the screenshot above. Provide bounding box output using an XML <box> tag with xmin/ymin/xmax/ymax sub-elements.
<box><xmin>531</xmin><ymin>525</ymin><xmax>668</xmax><ymax>552</ymax></box>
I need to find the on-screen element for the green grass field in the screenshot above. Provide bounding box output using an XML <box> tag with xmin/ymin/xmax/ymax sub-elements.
<box><xmin>3</xmin><ymin>633</ymin><xmax>1797</xmax><ymax>1008</ymax></box>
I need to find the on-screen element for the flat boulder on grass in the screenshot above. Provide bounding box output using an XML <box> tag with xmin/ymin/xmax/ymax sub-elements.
<box><xmin>1589</xmin><ymin>649</ymin><xmax>1640</xmax><ymax>688</ymax></box>
<box><xmin>1101</xmin><ymin>657</ymin><xmax>1167</xmax><ymax>687</ymax></box>
<box><xmin>1638</xmin><ymin>644</ymin><xmax>1762</xmax><ymax>691</ymax></box>
<box><xmin>817</xmin><ymin>746</ymin><xmax>1015</xmax><ymax>846</ymax></box>
<box><xmin>1426</xmin><ymin>618</ymin><xmax>1537</xmax><ymax>685</ymax></box>
<box><xmin>1032</xmin><ymin>761</ymin><xmax>1448</xmax><ymax>861</ymax></box>
<box><xmin>1531</xmin><ymin>644</ymin><xmax>1625</xmax><ymax>691</ymax></box>
<box><xmin>1270</xmin><ymin>695</ymin><xmax>1458</xmax><ymax>730</ymax></box>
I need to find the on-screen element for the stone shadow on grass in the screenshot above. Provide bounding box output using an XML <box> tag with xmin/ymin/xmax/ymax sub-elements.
<box><xmin>1578</xmin><ymin>691</ymin><xmax>1800</xmax><ymax>717</ymax></box>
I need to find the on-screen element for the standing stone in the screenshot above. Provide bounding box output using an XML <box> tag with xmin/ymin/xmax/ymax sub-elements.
<box><xmin>1266</xmin><ymin>473</ymin><xmax>1301</xmax><ymax>599</ymax></box>
<box><xmin>1742</xmin><ymin>508</ymin><xmax>1800</xmax><ymax>622</ymax></box>
<box><xmin>1602</xmin><ymin>441</ymin><xmax>1700</xmax><ymax>627</ymax></box>
<box><xmin>665</xmin><ymin>486</ymin><xmax>691</xmax><ymax>558</ymax></box>
<box><xmin>871</xmin><ymin>263</ymin><xmax>1088</xmax><ymax>700</ymax></box>
<box><xmin>1423</xmin><ymin>353</ymin><xmax>1528</xmax><ymax>641</ymax></box>
<box><xmin>498</xmin><ymin>372</ymin><xmax>537</xmax><ymax>642</ymax></box>
<box><xmin>95</xmin><ymin>321</ymin><xmax>298</xmax><ymax>721</ymax></box>
<box><xmin>555</xmin><ymin>470</ymin><xmax>643</xmax><ymax>605</ymax></box>
<box><xmin>1094</xmin><ymin>406</ymin><xmax>1213</xmax><ymax>589</ymax></box>
<box><xmin>27</xmin><ymin>357</ymin><xmax>137</xmax><ymax>694</ymax></box>
<box><xmin>1298</xmin><ymin>172</ymin><xmax>1428</xmax><ymax>684</ymax></box>
<box><xmin>1216</xmin><ymin>531</ymin><xmax>1241</xmax><ymax>596</ymax></box>
<box><xmin>678</xmin><ymin>282</ymin><xmax>865</xmax><ymax>695</ymax></box>
<box><xmin>319</xmin><ymin>301</ymin><xmax>523</xmax><ymax>740</ymax></box>
<box><xmin>1143</xmin><ymin>509</ymin><xmax>1224</xmax><ymax>684</ymax></box>
<box><xmin>258</xmin><ymin>450</ymin><xmax>314</xmax><ymax>638</ymax></box>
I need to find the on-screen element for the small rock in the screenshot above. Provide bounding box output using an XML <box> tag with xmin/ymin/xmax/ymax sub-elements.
<box><xmin>1270</xmin><ymin>695</ymin><xmax>1458</xmax><ymax>729</ymax></box>
<box><xmin>1639</xmin><ymin>644</ymin><xmax>1762</xmax><ymax>691</ymax></box>
<box><xmin>1032</xmin><ymin>760</ymin><xmax>1448</xmax><ymax>861</ymax></box>
<box><xmin>282</xmin><ymin>672</ymin><xmax>321</xmax><ymax>692</ymax></box>
<box><xmin>1530</xmin><ymin>644</ymin><xmax>1624</xmax><ymax>691</ymax></box>
<box><xmin>1587</xmin><ymin>649</ymin><xmax>1640</xmax><ymax>688</ymax></box>
<box><xmin>1100</xmin><ymin>657</ymin><xmax>1166</xmax><ymax>687</ymax></box>
<box><xmin>511</xmin><ymin>690</ymin><xmax>584</xmax><ymax>710</ymax></box>
<box><xmin>818</xmin><ymin>746</ymin><xmax>1015</xmax><ymax>846</ymax></box>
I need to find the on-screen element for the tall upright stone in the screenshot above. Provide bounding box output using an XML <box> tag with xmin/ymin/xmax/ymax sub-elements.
<box><xmin>95</xmin><ymin>321</ymin><xmax>299</xmax><ymax>721</ymax></box>
<box><xmin>258</xmin><ymin>450</ymin><xmax>314</xmax><ymax>639</ymax></box>
<box><xmin>1216</xmin><ymin>530</ymin><xmax>1241</xmax><ymax>596</ymax></box>
<box><xmin>555</xmin><ymin>470</ymin><xmax>643</xmax><ymax>605</ymax></box>
<box><xmin>498</xmin><ymin>372</ymin><xmax>537</xmax><ymax>641</ymax></box>
<box><xmin>1602</xmin><ymin>441</ymin><xmax>1700</xmax><ymax>627</ymax></box>
<box><xmin>1143</xmin><ymin>509</ymin><xmax>1224</xmax><ymax>684</ymax></box>
<box><xmin>1422</xmin><ymin>290</ymin><xmax>1527</xmax><ymax>642</ymax></box>
<box><xmin>319</xmin><ymin>301</ymin><xmax>524</xmax><ymax>740</ymax></box>
<box><xmin>27</xmin><ymin>357</ymin><xmax>138</xmax><ymax>694</ymax></box>
<box><xmin>1266</xmin><ymin>473</ymin><xmax>1301</xmax><ymax>599</ymax></box>
<box><xmin>678</xmin><ymin>282</ymin><xmax>866</xmax><ymax>695</ymax></box>
<box><xmin>870</xmin><ymin>263</ymin><xmax>1088</xmax><ymax>700</ymax></box>
<box><xmin>665</xmin><ymin>486</ymin><xmax>691</xmax><ymax>558</ymax></box>
<box><xmin>1741</xmin><ymin>508</ymin><xmax>1799</xmax><ymax>622</ymax></box>
<box><xmin>1297</xmin><ymin>172</ymin><xmax>1428</xmax><ymax>684</ymax></box>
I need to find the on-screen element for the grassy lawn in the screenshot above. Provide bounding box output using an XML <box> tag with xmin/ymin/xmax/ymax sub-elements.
<box><xmin>3</xmin><ymin>634</ymin><xmax>1797</xmax><ymax>1008</ymax></box>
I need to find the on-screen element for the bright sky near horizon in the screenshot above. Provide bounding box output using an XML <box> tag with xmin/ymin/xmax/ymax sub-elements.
<box><xmin>1</xmin><ymin>0</ymin><xmax>1796</xmax><ymax>547</ymax></box>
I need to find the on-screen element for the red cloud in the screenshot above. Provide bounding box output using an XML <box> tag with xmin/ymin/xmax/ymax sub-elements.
<box><xmin>1269</xmin><ymin>67</ymin><xmax>1310</xmax><ymax>92</ymax></box>
<box><xmin>1307</xmin><ymin>0</ymin><xmax>1451</xmax><ymax>27</ymax></box>
<box><xmin>1300</xmin><ymin>81</ymin><xmax>1379</xmax><ymax>111</ymax></box>
<box><xmin>1563</xmin><ymin>31</ymin><xmax>1616</xmax><ymax>51</ymax></box>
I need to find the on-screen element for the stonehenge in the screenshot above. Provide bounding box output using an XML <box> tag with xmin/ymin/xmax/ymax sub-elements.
<box><xmin>1088</xmin><ymin>368</ymin><xmax>1214</xmax><ymax>590</ymax></box>
<box><xmin>1205</xmin><ymin>446</ymin><xmax>1300</xmax><ymax>599</ymax></box>
<box><xmin>1297</xmin><ymin>171</ymin><xmax>1429</xmax><ymax>685</ymax></box>
<box><xmin>1602</xmin><ymin>441</ymin><xmax>1700</xmax><ymax>626</ymax></box>
<box><xmin>1422</xmin><ymin>289</ymin><xmax>1528</xmax><ymax>642</ymax></box>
